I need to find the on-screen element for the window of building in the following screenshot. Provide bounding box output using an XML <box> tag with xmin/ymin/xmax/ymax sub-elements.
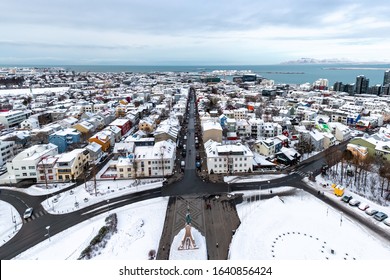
<box><xmin>127</xmin><ymin>168</ymin><xmax>131</xmax><ymax>172</ymax></box>
<box><xmin>49</xmin><ymin>176</ymin><xmax>53</xmax><ymax>180</ymax></box>
<box><xmin>22</xmin><ymin>173</ymin><xmax>27</xmax><ymax>176</ymax></box>
<box><xmin>22</xmin><ymin>166</ymin><xmax>26</xmax><ymax>170</ymax></box>
<box><xmin>30</xmin><ymin>172</ymin><xmax>36</xmax><ymax>176</ymax></box>
<box><xmin>119</xmin><ymin>168</ymin><xmax>123</xmax><ymax>172</ymax></box>
<box><xmin>29</xmin><ymin>166</ymin><xmax>35</xmax><ymax>170</ymax></box>
<box><xmin>40</xmin><ymin>176</ymin><xmax>45</xmax><ymax>180</ymax></box>
<box><xmin>59</xmin><ymin>175</ymin><xmax>63</xmax><ymax>180</ymax></box>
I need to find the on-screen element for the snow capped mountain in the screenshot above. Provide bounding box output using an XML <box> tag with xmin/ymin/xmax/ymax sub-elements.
<box><xmin>281</xmin><ymin>57</ymin><xmax>354</xmax><ymax>65</ymax></box>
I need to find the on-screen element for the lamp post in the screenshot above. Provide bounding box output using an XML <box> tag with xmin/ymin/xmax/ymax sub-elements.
<box><xmin>45</xmin><ymin>226</ymin><xmax>51</xmax><ymax>241</ymax></box>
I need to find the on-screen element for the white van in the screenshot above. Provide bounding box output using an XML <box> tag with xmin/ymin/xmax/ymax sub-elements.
<box><xmin>181</xmin><ymin>161</ymin><xmax>185</xmax><ymax>169</ymax></box>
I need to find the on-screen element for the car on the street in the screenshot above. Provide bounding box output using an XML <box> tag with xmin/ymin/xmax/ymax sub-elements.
<box><xmin>383</xmin><ymin>218</ymin><xmax>390</xmax><ymax>227</ymax></box>
<box><xmin>365</xmin><ymin>208</ymin><xmax>378</xmax><ymax>216</ymax></box>
<box><xmin>341</xmin><ymin>195</ymin><xmax>353</xmax><ymax>203</ymax></box>
<box><xmin>358</xmin><ymin>203</ymin><xmax>369</xmax><ymax>211</ymax></box>
<box><xmin>23</xmin><ymin>207</ymin><xmax>33</xmax><ymax>219</ymax></box>
<box><xmin>348</xmin><ymin>199</ymin><xmax>360</xmax><ymax>207</ymax></box>
<box><xmin>373</xmin><ymin>212</ymin><xmax>388</xmax><ymax>222</ymax></box>
<box><xmin>196</xmin><ymin>153</ymin><xmax>200</xmax><ymax>160</ymax></box>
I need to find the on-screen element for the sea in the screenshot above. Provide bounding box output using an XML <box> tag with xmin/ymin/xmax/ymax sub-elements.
<box><xmin>4</xmin><ymin>64</ymin><xmax>390</xmax><ymax>87</ymax></box>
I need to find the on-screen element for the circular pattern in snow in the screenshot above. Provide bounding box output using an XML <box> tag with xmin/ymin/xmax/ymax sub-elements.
<box><xmin>272</xmin><ymin>232</ymin><xmax>357</xmax><ymax>260</ymax></box>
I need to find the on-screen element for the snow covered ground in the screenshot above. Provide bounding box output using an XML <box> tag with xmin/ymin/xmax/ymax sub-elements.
<box><xmin>1</xmin><ymin>172</ymin><xmax>389</xmax><ymax>260</ymax></box>
<box><xmin>14</xmin><ymin>197</ymin><xmax>168</xmax><ymax>260</ymax></box>
<box><xmin>224</xmin><ymin>174</ymin><xmax>285</xmax><ymax>184</ymax></box>
<box><xmin>0</xmin><ymin>87</ymin><xmax>70</xmax><ymax>97</ymax></box>
<box><xmin>0</xmin><ymin>200</ymin><xmax>22</xmax><ymax>246</ymax></box>
<box><xmin>231</xmin><ymin>191</ymin><xmax>390</xmax><ymax>260</ymax></box>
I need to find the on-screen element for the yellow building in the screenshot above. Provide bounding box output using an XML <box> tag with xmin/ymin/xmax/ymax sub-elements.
<box><xmin>56</xmin><ymin>149</ymin><xmax>90</xmax><ymax>181</ymax></box>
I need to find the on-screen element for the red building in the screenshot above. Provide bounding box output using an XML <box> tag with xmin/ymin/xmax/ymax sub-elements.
<box><xmin>109</xmin><ymin>118</ymin><xmax>131</xmax><ymax>136</ymax></box>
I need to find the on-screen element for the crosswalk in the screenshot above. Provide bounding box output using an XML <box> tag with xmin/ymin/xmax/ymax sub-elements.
<box><xmin>295</xmin><ymin>171</ymin><xmax>308</xmax><ymax>178</ymax></box>
<box><xmin>23</xmin><ymin>210</ymin><xmax>47</xmax><ymax>224</ymax></box>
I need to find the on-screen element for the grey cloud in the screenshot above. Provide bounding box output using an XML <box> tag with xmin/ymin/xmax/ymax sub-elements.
<box><xmin>1</xmin><ymin>0</ymin><xmax>388</xmax><ymax>35</ymax></box>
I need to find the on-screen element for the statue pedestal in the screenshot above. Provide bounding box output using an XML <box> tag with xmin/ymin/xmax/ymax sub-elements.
<box><xmin>178</xmin><ymin>224</ymin><xmax>198</xmax><ymax>250</ymax></box>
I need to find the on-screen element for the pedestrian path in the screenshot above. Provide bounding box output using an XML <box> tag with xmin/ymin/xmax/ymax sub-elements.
<box><xmin>23</xmin><ymin>210</ymin><xmax>47</xmax><ymax>224</ymax></box>
<box><xmin>156</xmin><ymin>194</ymin><xmax>241</xmax><ymax>260</ymax></box>
<box><xmin>295</xmin><ymin>171</ymin><xmax>308</xmax><ymax>178</ymax></box>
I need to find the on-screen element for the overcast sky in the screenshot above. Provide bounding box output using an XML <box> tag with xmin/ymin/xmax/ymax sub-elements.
<box><xmin>1</xmin><ymin>0</ymin><xmax>390</xmax><ymax>65</ymax></box>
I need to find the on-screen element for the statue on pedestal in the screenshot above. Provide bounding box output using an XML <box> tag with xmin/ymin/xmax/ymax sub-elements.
<box><xmin>178</xmin><ymin>208</ymin><xmax>198</xmax><ymax>250</ymax></box>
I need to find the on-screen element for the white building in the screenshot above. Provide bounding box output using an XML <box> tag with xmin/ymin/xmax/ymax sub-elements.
<box><xmin>116</xmin><ymin>139</ymin><xmax>176</xmax><ymax>178</ymax></box>
<box><xmin>0</xmin><ymin>140</ymin><xmax>14</xmax><ymax>166</ymax></box>
<box><xmin>204</xmin><ymin>140</ymin><xmax>253</xmax><ymax>174</ymax></box>
<box><xmin>20</xmin><ymin>117</ymin><xmax>40</xmax><ymax>130</ymax></box>
<box><xmin>6</xmin><ymin>143</ymin><xmax>58</xmax><ymax>183</ymax></box>
<box><xmin>0</xmin><ymin>110</ymin><xmax>31</xmax><ymax>128</ymax></box>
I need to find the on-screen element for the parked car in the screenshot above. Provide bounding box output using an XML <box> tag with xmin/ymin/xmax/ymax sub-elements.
<box><xmin>341</xmin><ymin>195</ymin><xmax>353</xmax><ymax>203</ymax></box>
<box><xmin>373</xmin><ymin>212</ymin><xmax>388</xmax><ymax>222</ymax></box>
<box><xmin>383</xmin><ymin>218</ymin><xmax>390</xmax><ymax>227</ymax></box>
<box><xmin>358</xmin><ymin>203</ymin><xmax>369</xmax><ymax>211</ymax></box>
<box><xmin>365</xmin><ymin>208</ymin><xmax>378</xmax><ymax>216</ymax></box>
<box><xmin>196</xmin><ymin>153</ymin><xmax>200</xmax><ymax>160</ymax></box>
<box><xmin>348</xmin><ymin>199</ymin><xmax>360</xmax><ymax>207</ymax></box>
<box><xmin>23</xmin><ymin>207</ymin><xmax>33</xmax><ymax>219</ymax></box>
<box><xmin>181</xmin><ymin>150</ymin><xmax>186</xmax><ymax>157</ymax></box>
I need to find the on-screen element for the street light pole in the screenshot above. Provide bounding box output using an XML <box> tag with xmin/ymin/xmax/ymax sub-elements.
<box><xmin>45</xmin><ymin>225</ymin><xmax>51</xmax><ymax>241</ymax></box>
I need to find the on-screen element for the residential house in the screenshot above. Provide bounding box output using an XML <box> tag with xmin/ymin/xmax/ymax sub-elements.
<box><xmin>204</xmin><ymin>140</ymin><xmax>254</xmax><ymax>174</ymax></box>
<box><xmin>20</xmin><ymin>117</ymin><xmax>40</xmax><ymax>130</ymax></box>
<box><xmin>104</xmin><ymin>125</ymin><xmax>121</xmax><ymax>144</ymax></box>
<box><xmin>60</xmin><ymin>117</ymin><xmax>79</xmax><ymax>128</ymax></box>
<box><xmin>110</xmin><ymin>118</ymin><xmax>131</xmax><ymax>136</ymax></box>
<box><xmin>73</xmin><ymin>120</ymin><xmax>95</xmax><ymax>137</ymax></box>
<box><xmin>49</xmin><ymin>128</ymin><xmax>81</xmax><ymax>153</ymax></box>
<box><xmin>323</xmin><ymin>133</ymin><xmax>336</xmax><ymax>149</ymax></box>
<box><xmin>37</xmin><ymin>156</ymin><xmax>58</xmax><ymax>184</ymax></box>
<box><xmin>56</xmin><ymin>148</ymin><xmax>90</xmax><ymax>181</ymax></box>
<box><xmin>139</xmin><ymin>118</ymin><xmax>155</xmax><ymax>133</ymax></box>
<box><xmin>202</xmin><ymin>121</ymin><xmax>223</xmax><ymax>143</ymax></box>
<box><xmin>309</xmin><ymin>130</ymin><xmax>325</xmax><ymax>151</ymax></box>
<box><xmin>113</xmin><ymin>142</ymin><xmax>135</xmax><ymax>159</ymax></box>
<box><xmin>86</xmin><ymin>142</ymin><xmax>103</xmax><ymax>163</ymax></box>
<box><xmin>276</xmin><ymin>147</ymin><xmax>301</xmax><ymax>166</ymax></box>
<box><xmin>154</xmin><ymin>123</ymin><xmax>179</xmax><ymax>143</ymax></box>
<box><xmin>89</xmin><ymin>131</ymin><xmax>111</xmax><ymax>152</ymax></box>
<box><xmin>254</xmin><ymin>138</ymin><xmax>282</xmax><ymax>157</ymax></box>
<box><xmin>236</xmin><ymin>119</ymin><xmax>251</xmax><ymax>138</ymax></box>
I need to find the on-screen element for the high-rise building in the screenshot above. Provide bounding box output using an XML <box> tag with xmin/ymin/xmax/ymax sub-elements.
<box><xmin>333</xmin><ymin>81</ymin><xmax>343</xmax><ymax>92</ymax></box>
<box><xmin>355</xmin><ymin>75</ymin><xmax>369</xmax><ymax>94</ymax></box>
<box><xmin>384</xmin><ymin>70</ymin><xmax>390</xmax><ymax>85</ymax></box>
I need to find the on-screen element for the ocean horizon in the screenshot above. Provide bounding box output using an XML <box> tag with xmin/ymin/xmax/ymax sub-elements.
<box><xmin>2</xmin><ymin>63</ymin><xmax>390</xmax><ymax>86</ymax></box>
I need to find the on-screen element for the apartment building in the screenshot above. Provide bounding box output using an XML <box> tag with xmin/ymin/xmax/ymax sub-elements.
<box><xmin>0</xmin><ymin>110</ymin><xmax>31</xmax><ymax>128</ymax></box>
<box><xmin>204</xmin><ymin>140</ymin><xmax>253</xmax><ymax>174</ymax></box>
<box><xmin>6</xmin><ymin>143</ymin><xmax>58</xmax><ymax>183</ymax></box>
<box><xmin>0</xmin><ymin>140</ymin><xmax>14</xmax><ymax>166</ymax></box>
<box><xmin>116</xmin><ymin>139</ymin><xmax>176</xmax><ymax>178</ymax></box>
